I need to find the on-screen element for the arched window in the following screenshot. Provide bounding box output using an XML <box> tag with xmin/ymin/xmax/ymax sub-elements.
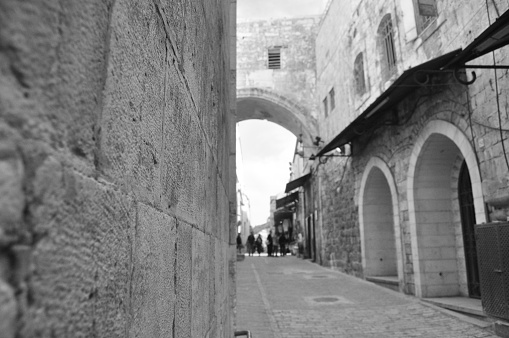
<box><xmin>378</xmin><ymin>14</ymin><xmax>396</xmax><ymax>79</ymax></box>
<box><xmin>354</xmin><ymin>53</ymin><xmax>366</xmax><ymax>95</ymax></box>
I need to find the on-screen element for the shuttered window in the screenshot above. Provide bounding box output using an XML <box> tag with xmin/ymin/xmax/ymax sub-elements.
<box><xmin>268</xmin><ymin>47</ymin><xmax>281</xmax><ymax>69</ymax></box>
<box><xmin>354</xmin><ymin>53</ymin><xmax>366</xmax><ymax>95</ymax></box>
<box><xmin>378</xmin><ymin>14</ymin><xmax>397</xmax><ymax>79</ymax></box>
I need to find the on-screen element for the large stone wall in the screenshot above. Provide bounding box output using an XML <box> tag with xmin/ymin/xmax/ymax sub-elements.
<box><xmin>0</xmin><ymin>0</ymin><xmax>236</xmax><ymax>336</ymax></box>
<box><xmin>318</xmin><ymin>157</ymin><xmax>362</xmax><ymax>276</ymax></box>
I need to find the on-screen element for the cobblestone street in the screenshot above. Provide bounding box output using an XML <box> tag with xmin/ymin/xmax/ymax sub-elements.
<box><xmin>236</xmin><ymin>256</ymin><xmax>497</xmax><ymax>338</ymax></box>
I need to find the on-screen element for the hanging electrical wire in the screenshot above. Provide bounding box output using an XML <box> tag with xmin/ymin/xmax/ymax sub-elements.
<box><xmin>485</xmin><ymin>0</ymin><xmax>509</xmax><ymax>171</ymax></box>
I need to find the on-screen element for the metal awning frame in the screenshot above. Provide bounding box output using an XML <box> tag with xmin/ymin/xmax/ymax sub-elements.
<box><xmin>284</xmin><ymin>173</ymin><xmax>311</xmax><ymax>193</ymax></box>
<box><xmin>316</xmin><ymin>9</ymin><xmax>509</xmax><ymax>157</ymax></box>
<box><xmin>316</xmin><ymin>49</ymin><xmax>462</xmax><ymax>157</ymax></box>
<box><xmin>275</xmin><ymin>191</ymin><xmax>299</xmax><ymax>209</ymax></box>
<box><xmin>445</xmin><ymin>8</ymin><xmax>509</xmax><ymax>84</ymax></box>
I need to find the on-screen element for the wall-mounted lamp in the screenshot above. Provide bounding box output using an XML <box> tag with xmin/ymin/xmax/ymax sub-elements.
<box><xmin>308</xmin><ymin>143</ymin><xmax>351</xmax><ymax>164</ymax></box>
<box><xmin>313</xmin><ymin>136</ymin><xmax>324</xmax><ymax>146</ymax></box>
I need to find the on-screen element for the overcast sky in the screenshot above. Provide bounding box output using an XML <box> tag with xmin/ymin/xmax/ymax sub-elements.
<box><xmin>237</xmin><ymin>121</ymin><xmax>296</xmax><ymax>225</ymax></box>
<box><xmin>238</xmin><ymin>0</ymin><xmax>329</xmax><ymax>21</ymax></box>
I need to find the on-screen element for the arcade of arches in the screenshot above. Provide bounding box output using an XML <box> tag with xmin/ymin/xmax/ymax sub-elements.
<box><xmin>358</xmin><ymin>120</ymin><xmax>485</xmax><ymax>299</ymax></box>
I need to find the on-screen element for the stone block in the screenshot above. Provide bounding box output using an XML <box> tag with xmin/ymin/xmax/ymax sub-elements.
<box><xmin>0</xmin><ymin>136</ymin><xmax>24</xmax><ymax>231</ymax></box>
<box><xmin>130</xmin><ymin>203</ymin><xmax>176</xmax><ymax>338</ymax></box>
<box><xmin>25</xmin><ymin>172</ymin><xmax>134</xmax><ymax>337</ymax></box>
<box><xmin>99</xmin><ymin>0</ymin><xmax>167</xmax><ymax>207</ymax></box>
<box><xmin>0</xmin><ymin>279</ymin><xmax>16</xmax><ymax>338</ymax></box>
<box><xmin>191</xmin><ymin>229</ymin><xmax>209</xmax><ymax>338</ymax></box>
<box><xmin>175</xmin><ymin>221</ymin><xmax>192</xmax><ymax>338</ymax></box>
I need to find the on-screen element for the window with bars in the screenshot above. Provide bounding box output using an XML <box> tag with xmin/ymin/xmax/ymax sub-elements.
<box><xmin>268</xmin><ymin>47</ymin><xmax>281</xmax><ymax>69</ymax></box>
<box><xmin>354</xmin><ymin>53</ymin><xmax>366</xmax><ymax>95</ymax></box>
<box><xmin>329</xmin><ymin>88</ymin><xmax>335</xmax><ymax>111</ymax></box>
<box><xmin>415</xmin><ymin>0</ymin><xmax>438</xmax><ymax>32</ymax></box>
<box><xmin>323</xmin><ymin>96</ymin><xmax>329</xmax><ymax>117</ymax></box>
<box><xmin>378</xmin><ymin>14</ymin><xmax>397</xmax><ymax>78</ymax></box>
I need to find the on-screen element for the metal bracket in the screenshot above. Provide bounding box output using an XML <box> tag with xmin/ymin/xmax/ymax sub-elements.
<box><xmin>452</xmin><ymin>64</ymin><xmax>509</xmax><ymax>85</ymax></box>
<box><xmin>454</xmin><ymin>68</ymin><xmax>476</xmax><ymax>85</ymax></box>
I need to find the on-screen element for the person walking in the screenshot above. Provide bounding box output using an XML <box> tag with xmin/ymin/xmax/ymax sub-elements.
<box><xmin>236</xmin><ymin>233</ymin><xmax>243</xmax><ymax>254</ymax></box>
<box><xmin>279</xmin><ymin>232</ymin><xmax>287</xmax><ymax>257</ymax></box>
<box><xmin>267</xmin><ymin>230</ymin><xmax>273</xmax><ymax>256</ymax></box>
<box><xmin>255</xmin><ymin>234</ymin><xmax>263</xmax><ymax>256</ymax></box>
<box><xmin>247</xmin><ymin>231</ymin><xmax>255</xmax><ymax>256</ymax></box>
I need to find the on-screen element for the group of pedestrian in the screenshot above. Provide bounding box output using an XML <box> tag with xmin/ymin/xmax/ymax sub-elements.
<box><xmin>236</xmin><ymin>231</ymin><xmax>305</xmax><ymax>257</ymax></box>
<box><xmin>237</xmin><ymin>231</ymin><xmax>264</xmax><ymax>256</ymax></box>
<box><xmin>266</xmin><ymin>230</ymin><xmax>287</xmax><ymax>257</ymax></box>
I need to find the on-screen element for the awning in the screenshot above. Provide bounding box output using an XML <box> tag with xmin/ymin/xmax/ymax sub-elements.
<box><xmin>445</xmin><ymin>9</ymin><xmax>509</xmax><ymax>67</ymax></box>
<box><xmin>284</xmin><ymin>173</ymin><xmax>311</xmax><ymax>193</ymax></box>
<box><xmin>316</xmin><ymin>49</ymin><xmax>461</xmax><ymax>156</ymax></box>
<box><xmin>275</xmin><ymin>191</ymin><xmax>299</xmax><ymax>209</ymax></box>
<box><xmin>274</xmin><ymin>210</ymin><xmax>293</xmax><ymax>224</ymax></box>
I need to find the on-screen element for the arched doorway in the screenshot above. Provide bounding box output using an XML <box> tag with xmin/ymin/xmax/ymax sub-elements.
<box><xmin>407</xmin><ymin>120</ymin><xmax>485</xmax><ymax>298</ymax></box>
<box><xmin>363</xmin><ymin>168</ymin><xmax>397</xmax><ymax>275</ymax></box>
<box><xmin>359</xmin><ymin>157</ymin><xmax>403</xmax><ymax>290</ymax></box>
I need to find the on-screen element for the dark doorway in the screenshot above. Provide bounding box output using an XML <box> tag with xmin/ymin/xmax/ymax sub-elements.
<box><xmin>312</xmin><ymin>213</ymin><xmax>316</xmax><ymax>262</ymax></box>
<box><xmin>458</xmin><ymin>161</ymin><xmax>481</xmax><ymax>298</ymax></box>
<box><xmin>306</xmin><ymin>215</ymin><xmax>316</xmax><ymax>260</ymax></box>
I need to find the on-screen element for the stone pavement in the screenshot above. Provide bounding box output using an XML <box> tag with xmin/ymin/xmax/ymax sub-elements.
<box><xmin>235</xmin><ymin>256</ymin><xmax>497</xmax><ymax>338</ymax></box>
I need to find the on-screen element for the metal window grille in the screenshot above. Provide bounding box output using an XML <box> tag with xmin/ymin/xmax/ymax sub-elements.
<box><xmin>268</xmin><ymin>47</ymin><xmax>281</xmax><ymax>69</ymax></box>
<box><xmin>417</xmin><ymin>0</ymin><xmax>437</xmax><ymax>31</ymax></box>
<box><xmin>323</xmin><ymin>97</ymin><xmax>328</xmax><ymax>117</ymax></box>
<box><xmin>354</xmin><ymin>53</ymin><xmax>366</xmax><ymax>95</ymax></box>
<box><xmin>380</xmin><ymin>16</ymin><xmax>396</xmax><ymax>71</ymax></box>
<box><xmin>329</xmin><ymin>88</ymin><xmax>335</xmax><ymax>111</ymax></box>
<box><xmin>475</xmin><ymin>222</ymin><xmax>509</xmax><ymax>320</ymax></box>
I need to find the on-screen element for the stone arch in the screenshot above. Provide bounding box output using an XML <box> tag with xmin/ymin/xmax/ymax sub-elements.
<box><xmin>407</xmin><ymin>120</ymin><xmax>485</xmax><ymax>298</ymax></box>
<box><xmin>237</xmin><ymin>87</ymin><xmax>317</xmax><ymax>147</ymax></box>
<box><xmin>359</xmin><ymin>157</ymin><xmax>404</xmax><ymax>290</ymax></box>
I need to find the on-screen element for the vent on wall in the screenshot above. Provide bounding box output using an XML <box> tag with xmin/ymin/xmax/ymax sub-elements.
<box><xmin>268</xmin><ymin>46</ymin><xmax>282</xmax><ymax>69</ymax></box>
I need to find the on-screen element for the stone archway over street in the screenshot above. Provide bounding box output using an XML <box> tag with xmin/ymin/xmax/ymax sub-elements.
<box><xmin>237</xmin><ymin>87</ymin><xmax>317</xmax><ymax>148</ymax></box>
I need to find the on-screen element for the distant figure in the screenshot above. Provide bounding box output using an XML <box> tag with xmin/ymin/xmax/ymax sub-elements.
<box><xmin>297</xmin><ymin>233</ymin><xmax>304</xmax><ymax>258</ymax></box>
<box><xmin>247</xmin><ymin>231</ymin><xmax>255</xmax><ymax>256</ymax></box>
<box><xmin>236</xmin><ymin>233</ymin><xmax>243</xmax><ymax>254</ymax></box>
<box><xmin>256</xmin><ymin>234</ymin><xmax>263</xmax><ymax>256</ymax></box>
<box><xmin>267</xmin><ymin>230</ymin><xmax>273</xmax><ymax>256</ymax></box>
<box><xmin>279</xmin><ymin>233</ymin><xmax>287</xmax><ymax>256</ymax></box>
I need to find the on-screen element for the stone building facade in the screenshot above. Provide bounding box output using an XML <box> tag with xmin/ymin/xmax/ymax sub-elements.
<box><xmin>237</xmin><ymin>15</ymin><xmax>322</xmax><ymax>240</ymax></box>
<box><xmin>313</xmin><ymin>0</ymin><xmax>509</xmax><ymax>303</ymax></box>
<box><xmin>237</xmin><ymin>16</ymin><xmax>320</xmax><ymax>152</ymax></box>
<box><xmin>0</xmin><ymin>0</ymin><xmax>236</xmax><ymax>337</ymax></box>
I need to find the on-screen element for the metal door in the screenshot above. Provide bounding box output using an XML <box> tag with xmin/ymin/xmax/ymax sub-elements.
<box><xmin>458</xmin><ymin>161</ymin><xmax>481</xmax><ymax>298</ymax></box>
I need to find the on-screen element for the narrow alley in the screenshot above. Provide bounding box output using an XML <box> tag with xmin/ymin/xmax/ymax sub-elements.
<box><xmin>236</xmin><ymin>256</ymin><xmax>496</xmax><ymax>338</ymax></box>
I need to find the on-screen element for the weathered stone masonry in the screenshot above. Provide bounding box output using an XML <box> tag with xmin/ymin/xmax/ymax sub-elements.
<box><xmin>316</xmin><ymin>0</ymin><xmax>509</xmax><ymax>298</ymax></box>
<box><xmin>0</xmin><ymin>0</ymin><xmax>236</xmax><ymax>337</ymax></box>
